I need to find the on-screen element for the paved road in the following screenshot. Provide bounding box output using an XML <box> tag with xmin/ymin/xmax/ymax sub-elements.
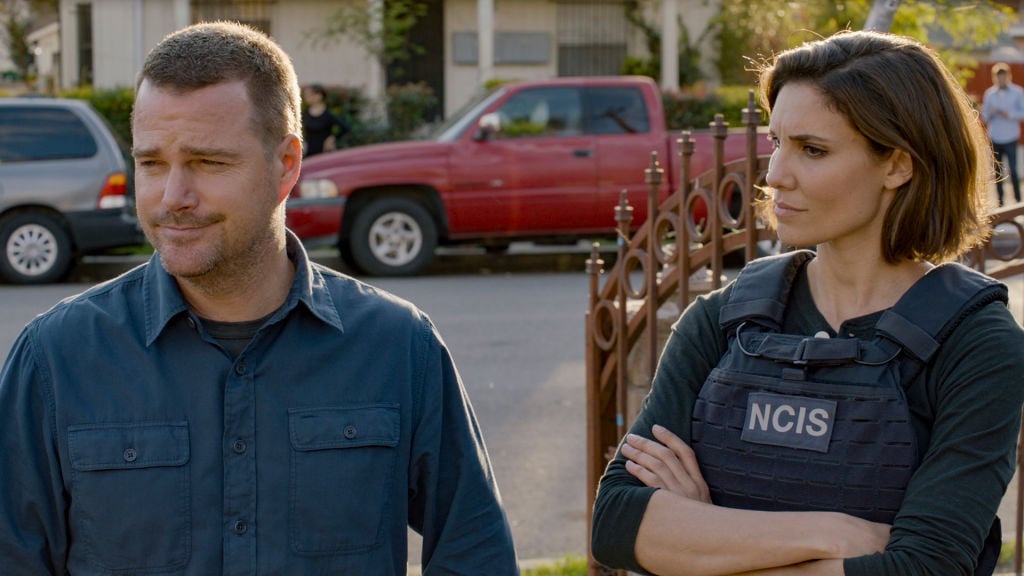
<box><xmin>0</xmin><ymin>247</ymin><xmax>608</xmax><ymax>566</ymax></box>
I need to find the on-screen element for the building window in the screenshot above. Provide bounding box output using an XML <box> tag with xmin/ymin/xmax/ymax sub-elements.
<box><xmin>190</xmin><ymin>0</ymin><xmax>274</xmax><ymax>34</ymax></box>
<box><xmin>556</xmin><ymin>1</ymin><xmax>629</xmax><ymax>77</ymax></box>
<box><xmin>76</xmin><ymin>2</ymin><xmax>93</xmax><ymax>86</ymax></box>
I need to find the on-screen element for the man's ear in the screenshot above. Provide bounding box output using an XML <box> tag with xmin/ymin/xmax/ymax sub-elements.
<box><xmin>885</xmin><ymin>149</ymin><xmax>913</xmax><ymax>191</ymax></box>
<box><xmin>275</xmin><ymin>134</ymin><xmax>302</xmax><ymax>202</ymax></box>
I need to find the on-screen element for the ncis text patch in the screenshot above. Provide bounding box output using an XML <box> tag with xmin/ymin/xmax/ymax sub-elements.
<box><xmin>740</xmin><ymin>392</ymin><xmax>836</xmax><ymax>453</ymax></box>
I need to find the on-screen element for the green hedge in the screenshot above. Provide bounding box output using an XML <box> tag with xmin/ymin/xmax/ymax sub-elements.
<box><xmin>57</xmin><ymin>82</ymin><xmax>438</xmax><ymax>150</ymax></box>
<box><xmin>58</xmin><ymin>81</ymin><xmax>758</xmax><ymax>148</ymax></box>
<box><xmin>662</xmin><ymin>84</ymin><xmax>764</xmax><ymax>131</ymax></box>
<box><xmin>60</xmin><ymin>86</ymin><xmax>136</xmax><ymax>147</ymax></box>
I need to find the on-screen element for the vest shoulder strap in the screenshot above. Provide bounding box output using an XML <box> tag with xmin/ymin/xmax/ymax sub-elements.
<box><xmin>718</xmin><ymin>250</ymin><xmax>815</xmax><ymax>330</ymax></box>
<box><xmin>878</xmin><ymin>262</ymin><xmax>1008</xmax><ymax>364</ymax></box>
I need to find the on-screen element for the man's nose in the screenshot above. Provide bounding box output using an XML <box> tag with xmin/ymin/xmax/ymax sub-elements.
<box><xmin>162</xmin><ymin>166</ymin><xmax>197</xmax><ymax>210</ymax></box>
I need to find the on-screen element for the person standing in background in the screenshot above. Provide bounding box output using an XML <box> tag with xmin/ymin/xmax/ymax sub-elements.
<box><xmin>982</xmin><ymin>62</ymin><xmax>1024</xmax><ymax>205</ymax></box>
<box><xmin>302</xmin><ymin>83</ymin><xmax>349</xmax><ymax>157</ymax></box>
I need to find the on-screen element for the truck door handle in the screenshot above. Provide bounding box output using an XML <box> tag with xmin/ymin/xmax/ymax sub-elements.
<box><xmin>573</xmin><ymin>148</ymin><xmax>594</xmax><ymax>158</ymax></box>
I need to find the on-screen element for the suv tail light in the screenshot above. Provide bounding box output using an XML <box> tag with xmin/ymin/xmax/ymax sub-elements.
<box><xmin>98</xmin><ymin>172</ymin><xmax>128</xmax><ymax>208</ymax></box>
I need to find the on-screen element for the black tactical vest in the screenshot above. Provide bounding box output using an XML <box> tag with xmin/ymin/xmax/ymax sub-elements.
<box><xmin>690</xmin><ymin>250</ymin><xmax>1007</xmax><ymax>573</ymax></box>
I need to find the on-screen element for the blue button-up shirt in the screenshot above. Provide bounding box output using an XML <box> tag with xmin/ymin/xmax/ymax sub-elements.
<box><xmin>0</xmin><ymin>234</ymin><xmax>518</xmax><ymax>575</ymax></box>
<box><xmin>983</xmin><ymin>82</ymin><xmax>1024</xmax><ymax>144</ymax></box>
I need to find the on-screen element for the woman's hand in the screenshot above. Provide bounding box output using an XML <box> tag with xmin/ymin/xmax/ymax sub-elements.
<box><xmin>621</xmin><ymin>424</ymin><xmax>712</xmax><ymax>503</ymax></box>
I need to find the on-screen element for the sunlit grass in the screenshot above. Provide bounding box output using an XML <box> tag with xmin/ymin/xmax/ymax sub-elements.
<box><xmin>522</xmin><ymin>555</ymin><xmax>588</xmax><ymax>576</ymax></box>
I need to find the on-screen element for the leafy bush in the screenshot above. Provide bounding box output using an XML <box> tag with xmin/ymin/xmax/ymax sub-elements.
<box><xmin>320</xmin><ymin>82</ymin><xmax>437</xmax><ymax>146</ymax></box>
<box><xmin>662</xmin><ymin>84</ymin><xmax>764</xmax><ymax>131</ymax></box>
<box><xmin>385</xmin><ymin>81</ymin><xmax>438</xmax><ymax>139</ymax></box>
<box><xmin>60</xmin><ymin>86</ymin><xmax>136</xmax><ymax>147</ymax></box>
<box><xmin>621</xmin><ymin>55</ymin><xmax>659</xmax><ymax>79</ymax></box>
<box><xmin>322</xmin><ymin>84</ymin><xmax>378</xmax><ymax>148</ymax></box>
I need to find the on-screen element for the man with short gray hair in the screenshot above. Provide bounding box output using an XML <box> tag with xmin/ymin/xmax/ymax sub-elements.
<box><xmin>0</xmin><ymin>21</ymin><xmax>518</xmax><ymax>575</ymax></box>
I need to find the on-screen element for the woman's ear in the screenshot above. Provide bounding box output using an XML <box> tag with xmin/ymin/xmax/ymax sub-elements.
<box><xmin>885</xmin><ymin>149</ymin><xmax>913</xmax><ymax>190</ymax></box>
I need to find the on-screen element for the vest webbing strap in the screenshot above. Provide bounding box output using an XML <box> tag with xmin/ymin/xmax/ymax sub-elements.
<box><xmin>718</xmin><ymin>250</ymin><xmax>1008</xmax><ymax>365</ymax></box>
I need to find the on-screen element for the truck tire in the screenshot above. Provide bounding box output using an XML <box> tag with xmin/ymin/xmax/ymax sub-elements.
<box><xmin>0</xmin><ymin>210</ymin><xmax>73</xmax><ymax>284</ymax></box>
<box><xmin>349</xmin><ymin>197</ymin><xmax>437</xmax><ymax>276</ymax></box>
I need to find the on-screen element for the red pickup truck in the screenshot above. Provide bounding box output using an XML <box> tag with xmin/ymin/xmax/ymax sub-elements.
<box><xmin>287</xmin><ymin>76</ymin><xmax>770</xmax><ymax>275</ymax></box>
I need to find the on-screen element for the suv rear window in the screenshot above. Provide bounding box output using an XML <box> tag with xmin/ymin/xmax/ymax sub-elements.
<box><xmin>0</xmin><ymin>106</ymin><xmax>98</xmax><ymax>162</ymax></box>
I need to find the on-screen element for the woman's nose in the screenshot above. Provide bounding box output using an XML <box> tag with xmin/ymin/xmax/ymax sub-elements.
<box><xmin>764</xmin><ymin>149</ymin><xmax>793</xmax><ymax>190</ymax></box>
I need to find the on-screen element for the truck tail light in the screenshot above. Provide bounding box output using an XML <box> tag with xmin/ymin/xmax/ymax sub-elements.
<box><xmin>98</xmin><ymin>172</ymin><xmax>128</xmax><ymax>209</ymax></box>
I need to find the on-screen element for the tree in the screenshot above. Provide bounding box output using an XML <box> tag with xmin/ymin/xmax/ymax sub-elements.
<box><xmin>711</xmin><ymin>0</ymin><xmax>1014</xmax><ymax>85</ymax></box>
<box><xmin>308</xmin><ymin>0</ymin><xmax>427</xmax><ymax>80</ymax></box>
<box><xmin>622</xmin><ymin>0</ymin><xmax>708</xmax><ymax>85</ymax></box>
<box><xmin>0</xmin><ymin>0</ymin><xmax>56</xmax><ymax>81</ymax></box>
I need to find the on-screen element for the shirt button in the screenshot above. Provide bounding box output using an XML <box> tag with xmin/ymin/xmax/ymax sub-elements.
<box><xmin>234</xmin><ymin>362</ymin><xmax>246</xmax><ymax>375</ymax></box>
<box><xmin>231</xmin><ymin>439</ymin><xmax>247</xmax><ymax>454</ymax></box>
<box><xmin>813</xmin><ymin>331</ymin><xmax>830</xmax><ymax>339</ymax></box>
<box><xmin>123</xmin><ymin>448</ymin><xmax>137</xmax><ymax>462</ymax></box>
<box><xmin>186</xmin><ymin>317</ymin><xmax>196</xmax><ymax>329</ymax></box>
<box><xmin>343</xmin><ymin>425</ymin><xmax>357</xmax><ymax>439</ymax></box>
<box><xmin>234</xmin><ymin>520</ymin><xmax>248</xmax><ymax>535</ymax></box>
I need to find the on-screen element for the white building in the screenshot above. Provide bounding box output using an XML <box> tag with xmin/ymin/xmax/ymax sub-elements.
<box><xmin>56</xmin><ymin>0</ymin><xmax>719</xmax><ymax>116</ymax></box>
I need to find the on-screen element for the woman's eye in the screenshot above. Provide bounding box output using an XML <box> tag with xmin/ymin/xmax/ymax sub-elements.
<box><xmin>804</xmin><ymin>146</ymin><xmax>826</xmax><ymax>158</ymax></box>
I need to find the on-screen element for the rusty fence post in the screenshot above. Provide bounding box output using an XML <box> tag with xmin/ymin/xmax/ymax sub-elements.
<box><xmin>742</xmin><ymin>90</ymin><xmax>761</xmax><ymax>261</ymax></box>
<box><xmin>614</xmin><ymin>190</ymin><xmax>633</xmax><ymax>441</ymax></box>
<box><xmin>678</xmin><ymin>130</ymin><xmax>694</xmax><ymax>310</ymax></box>
<box><xmin>710</xmin><ymin>114</ymin><xmax>727</xmax><ymax>290</ymax></box>
<box><xmin>645</xmin><ymin>152</ymin><xmax>663</xmax><ymax>388</ymax></box>
<box><xmin>584</xmin><ymin>244</ymin><xmax>604</xmax><ymax>576</ymax></box>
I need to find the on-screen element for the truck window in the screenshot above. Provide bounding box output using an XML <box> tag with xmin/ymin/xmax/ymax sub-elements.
<box><xmin>0</xmin><ymin>106</ymin><xmax>98</xmax><ymax>162</ymax></box>
<box><xmin>494</xmin><ymin>87</ymin><xmax>583</xmax><ymax>139</ymax></box>
<box><xmin>584</xmin><ymin>87</ymin><xmax>650</xmax><ymax>135</ymax></box>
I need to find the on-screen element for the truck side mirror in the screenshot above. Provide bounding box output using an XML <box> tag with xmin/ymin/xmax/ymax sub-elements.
<box><xmin>474</xmin><ymin>112</ymin><xmax>501</xmax><ymax>141</ymax></box>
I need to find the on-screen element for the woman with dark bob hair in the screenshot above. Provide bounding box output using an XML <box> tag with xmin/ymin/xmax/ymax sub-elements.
<box><xmin>591</xmin><ymin>30</ymin><xmax>1024</xmax><ymax>575</ymax></box>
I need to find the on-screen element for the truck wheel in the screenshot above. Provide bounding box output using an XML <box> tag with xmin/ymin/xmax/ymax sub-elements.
<box><xmin>349</xmin><ymin>197</ymin><xmax>437</xmax><ymax>276</ymax></box>
<box><xmin>0</xmin><ymin>211</ymin><xmax>73</xmax><ymax>284</ymax></box>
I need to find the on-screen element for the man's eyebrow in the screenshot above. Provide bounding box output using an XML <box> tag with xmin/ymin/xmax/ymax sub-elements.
<box><xmin>130</xmin><ymin>146</ymin><xmax>243</xmax><ymax>159</ymax></box>
<box><xmin>180</xmin><ymin>146</ymin><xmax>243</xmax><ymax>158</ymax></box>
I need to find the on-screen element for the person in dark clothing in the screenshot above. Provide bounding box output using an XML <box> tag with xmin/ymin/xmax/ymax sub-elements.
<box><xmin>591</xmin><ymin>30</ymin><xmax>1024</xmax><ymax>576</ymax></box>
<box><xmin>0</xmin><ymin>21</ymin><xmax>519</xmax><ymax>576</ymax></box>
<box><xmin>301</xmin><ymin>83</ymin><xmax>349</xmax><ymax>157</ymax></box>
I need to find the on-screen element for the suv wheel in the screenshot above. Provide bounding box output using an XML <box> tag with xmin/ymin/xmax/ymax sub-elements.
<box><xmin>349</xmin><ymin>197</ymin><xmax>437</xmax><ymax>276</ymax></box>
<box><xmin>0</xmin><ymin>211</ymin><xmax>73</xmax><ymax>284</ymax></box>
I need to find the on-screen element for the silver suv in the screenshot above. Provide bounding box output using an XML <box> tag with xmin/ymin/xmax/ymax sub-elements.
<box><xmin>0</xmin><ymin>97</ymin><xmax>143</xmax><ymax>283</ymax></box>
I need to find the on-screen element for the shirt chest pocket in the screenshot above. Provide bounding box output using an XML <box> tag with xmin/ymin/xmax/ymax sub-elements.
<box><xmin>288</xmin><ymin>404</ymin><xmax>400</xmax><ymax>555</ymax></box>
<box><xmin>67</xmin><ymin>421</ymin><xmax>191</xmax><ymax>573</ymax></box>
